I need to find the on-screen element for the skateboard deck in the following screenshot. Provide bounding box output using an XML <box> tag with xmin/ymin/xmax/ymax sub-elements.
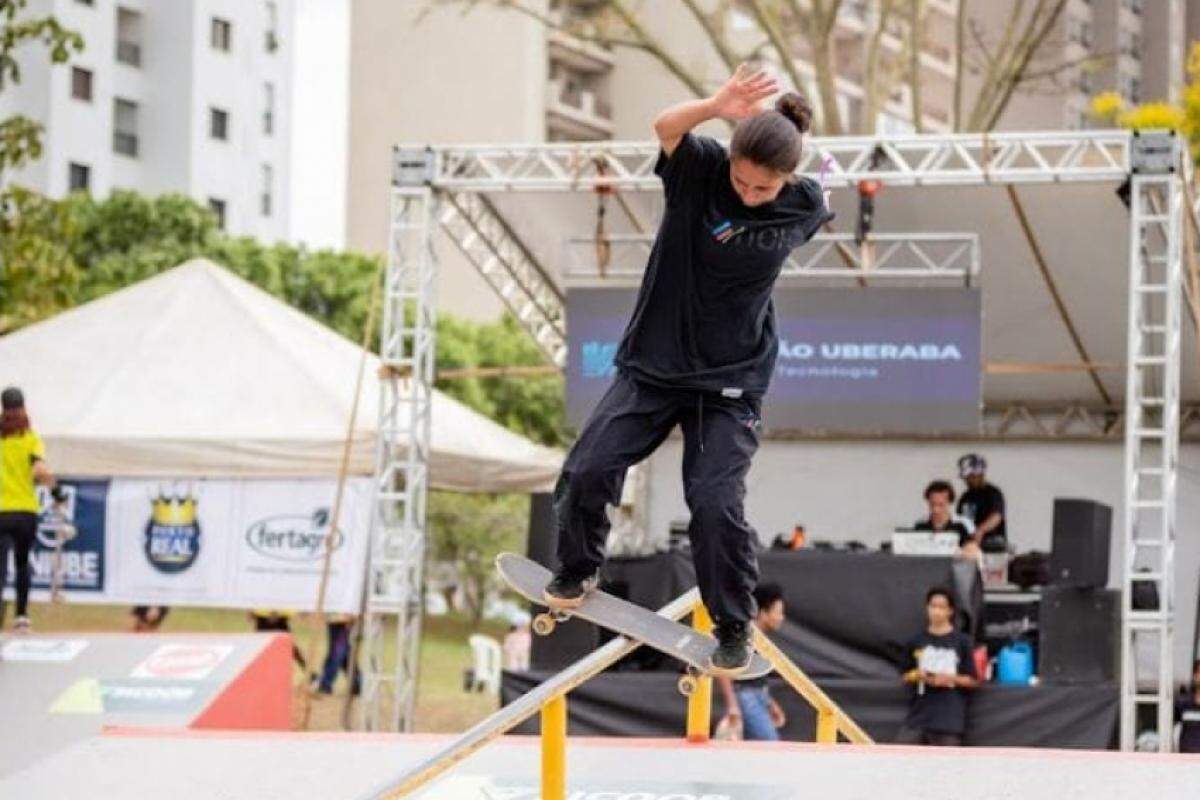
<box><xmin>497</xmin><ymin>552</ymin><xmax>772</xmax><ymax>682</ymax></box>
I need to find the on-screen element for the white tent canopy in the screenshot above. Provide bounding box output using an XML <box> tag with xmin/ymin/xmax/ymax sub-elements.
<box><xmin>0</xmin><ymin>259</ymin><xmax>561</xmax><ymax>492</ymax></box>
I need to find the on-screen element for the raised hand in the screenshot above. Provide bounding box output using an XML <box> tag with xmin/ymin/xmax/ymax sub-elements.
<box><xmin>710</xmin><ymin>63</ymin><xmax>779</xmax><ymax>121</ymax></box>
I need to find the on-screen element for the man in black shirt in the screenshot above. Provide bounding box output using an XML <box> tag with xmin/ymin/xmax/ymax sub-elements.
<box><xmin>913</xmin><ymin>480</ymin><xmax>974</xmax><ymax>547</ymax></box>
<box><xmin>543</xmin><ymin>65</ymin><xmax>831</xmax><ymax>676</ymax></box>
<box><xmin>956</xmin><ymin>454</ymin><xmax>1007</xmax><ymax>553</ymax></box>
<box><xmin>896</xmin><ymin>587</ymin><xmax>979</xmax><ymax>746</ymax></box>
<box><xmin>1176</xmin><ymin>659</ymin><xmax>1200</xmax><ymax>752</ymax></box>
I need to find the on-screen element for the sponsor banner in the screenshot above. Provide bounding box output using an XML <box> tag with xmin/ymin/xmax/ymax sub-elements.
<box><xmin>49</xmin><ymin>678</ymin><xmax>214</xmax><ymax>716</ymax></box>
<box><xmin>1</xmin><ymin>638</ymin><xmax>89</xmax><ymax>663</ymax></box>
<box><xmin>566</xmin><ymin>287</ymin><xmax>982</xmax><ymax>434</ymax></box>
<box><xmin>3</xmin><ymin>481</ymin><xmax>108</xmax><ymax>593</ymax></box>
<box><xmin>103</xmin><ymin>477</ymin><xmax>370</xmax><ymax>613</ymax></box>
<box><xmin>130</xmin><ymin>643</ymin><xmax>233</xmax><ymax>680</ymax></box>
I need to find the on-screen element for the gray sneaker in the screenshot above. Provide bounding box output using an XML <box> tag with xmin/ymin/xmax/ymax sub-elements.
<box><xmin>709</xmin><ymin>621</ymin><xmax>752</xmax><ymax>676</ymax></box>
<box><xmin>543</xmin><ymin>569</ymin><xmax>599</xmax><ymax>609</ymax></box>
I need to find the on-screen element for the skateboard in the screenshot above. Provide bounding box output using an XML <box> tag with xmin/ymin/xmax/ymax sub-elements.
<box><xmin>496</xmin><ymin>552</ymin><xmax>772</xmax><ymax>696</ymax></box>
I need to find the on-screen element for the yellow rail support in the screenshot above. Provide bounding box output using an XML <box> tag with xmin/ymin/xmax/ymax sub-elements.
<box><xmin>751</xmin><ymin>627</ymin><xmax>874</xmax><ymax>745</ymax></box>
<box><xmin>685</xmin><ymin>602</ymin><xmax>714</xmax><ymax>743</ymax></box>
<box><xmin>541</xmin><ymin>694</ymin><xmax>567</xmax><ymax>800</ymax></box>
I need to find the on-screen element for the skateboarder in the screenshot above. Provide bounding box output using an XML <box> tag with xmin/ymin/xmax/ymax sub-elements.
<box><xmin>543</xmin><ymin>65</ymin><xmax>832</xmax><ymax>676</ymax></box>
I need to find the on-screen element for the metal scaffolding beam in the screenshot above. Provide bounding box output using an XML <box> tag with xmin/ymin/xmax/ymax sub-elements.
<box><xmin>1120</xmin><ymin>132</ymin><xmax>1184</xmax><ymax>751</ymax></box>
<box><xmin>362</xmin><ymin>157</ymin><xmax>437</xmax><ymax>731</ymax></box>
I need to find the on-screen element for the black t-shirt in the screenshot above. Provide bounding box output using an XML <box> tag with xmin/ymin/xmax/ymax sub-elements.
<box><xmin>957</xmin><ymin>483</ymin><xmax>1007</xmax><ymax>543</ymax></box>
<box><xmin>913</xmin><ymin>516</ymin><xmax>974</xmax><ymax>546</ymax></box>
<box><xmin>614</xmin><ymin>133</ymin><xmax>833</xmax><ymax>398</ymax></box>
<box><xmin>902</xmin><ymin>629</ymin><xmax>977</xmax><ymax>735</ymax></box>
<box><xmin>1176</xmin><ymin>695</ymin><xmax>1200</xmax><ymax>753</ymax></box>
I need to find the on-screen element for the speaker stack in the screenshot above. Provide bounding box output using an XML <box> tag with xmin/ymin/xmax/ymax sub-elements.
<box><xmin>1038</xmin><ymin>498</ymin><xmax>1119</xmax><ymax>683</ymax></box>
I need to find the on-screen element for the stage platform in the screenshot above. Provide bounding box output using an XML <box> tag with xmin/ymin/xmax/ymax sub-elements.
<box><xmin>1</xmin><ymin>728</ymin><xmax>1198</xmax><ymax>800</ymax></box>
<box><xmin>0</xmin><ymin>633</ymin><xmax>291</xmax><ymax>777</ymax></box>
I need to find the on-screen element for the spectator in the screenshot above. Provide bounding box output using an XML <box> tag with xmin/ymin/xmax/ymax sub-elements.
<box><xmin>956</xmin><ymin>454</ymin><xmax>1007</xmax><ymax>553</ymax></box>
<box><xmin>1176</xmin><ymin>659</ymin><xmax>1200</xmax><ymax>753</ymax></box>
<box><xmin>317</xmin><ymin>613</ymin><xmax>360</xmax><ymax>695</ymax></box>
<box><xmin>502</xmin><ymin>617</ymin><xmax>532</xmax><ymax>672</ymax></box>
<box><xmin>896</xmin><ymin>586</ymin><xmax>979</xmax><ymax>746</ymax></box>
<box><xmin>717</xmin><ymin>583</ymin><xmax>788</xmax><ymax>740</ymax></box>
<box><xmin>130</xmin><ymin>606</ymin><xmax>170</xmax><ymax>632</ymax></box>
<box><xmin>0</xmin><ymin>387</ymin><xmax>61</xmax><ymax>634</ymax></box>
<box><xmin>913</xmin><ymin>480</ymin><xmax>975</xmax><ymax>547</ymax></box>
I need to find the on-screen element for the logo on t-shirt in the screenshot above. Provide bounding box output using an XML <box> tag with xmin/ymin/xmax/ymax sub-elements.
<box><xmin>711</xmin><ymin>219</ymin><xmax>746</xmax><ymax>244</ymax></box>
<box><xmin>916</xmin><ymin>645</ymin><xmax>959</xmax><ymax>676</ymax></box>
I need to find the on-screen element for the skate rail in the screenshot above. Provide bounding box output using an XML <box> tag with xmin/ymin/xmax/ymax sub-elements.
<box><xmin>365</xmin><ymin>589</ymin><xmax>872</xmax><ymax>799</ymax></box>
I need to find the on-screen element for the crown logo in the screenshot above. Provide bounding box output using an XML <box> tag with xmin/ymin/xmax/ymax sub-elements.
<box><xmin>151</xmin><ymin>494</ymin><xmax>198</xmax><ymax>527</ymax></box>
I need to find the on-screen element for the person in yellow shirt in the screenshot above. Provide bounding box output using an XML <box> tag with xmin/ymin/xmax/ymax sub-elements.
<box><xmin>1</xmin><ymin>387</ymin><xmax>60</xmax><ymax>633</ymax></box>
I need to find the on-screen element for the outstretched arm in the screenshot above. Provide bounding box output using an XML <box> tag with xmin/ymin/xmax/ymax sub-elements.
<box><xmin>653</xmin><ymin>64</ymin><xmax>778</xmax><ymax>157</ymax></box>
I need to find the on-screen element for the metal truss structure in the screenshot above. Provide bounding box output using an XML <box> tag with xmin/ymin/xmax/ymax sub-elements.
<box><xmin>1120</xmin><ymin>133</ymin><xmax>1184</xmax><ymax>751</ymax></box>
<box><xmin>362</xmin><ymin>167</ymin><xmax>437</xmax><ymax>731</ymax></box>
<box><xmin>564</xmin><ymin>232</ymin><xmax>979</xmax><ymax>285</ymax></box>
<box><xmin>375</xmin><ymin>130</ymin><xmax>1188</xmax><ymax>748</ymax></box>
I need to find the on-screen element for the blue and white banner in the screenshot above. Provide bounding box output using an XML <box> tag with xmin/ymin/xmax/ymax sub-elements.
<box><xmin>19</xmin><ymin>477</ymin><xmax>371</xmax><ymax>613</ymax></box>
<box><xmin>566</xmin><ymin>287</ymin><xmax>982</xmax><ymax>434</ymax></box>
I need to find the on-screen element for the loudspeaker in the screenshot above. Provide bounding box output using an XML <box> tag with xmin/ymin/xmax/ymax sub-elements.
<box><xmin>527</xmin><ymin>492</ymin><xmax>557</xmax><ymax>570</ymax></box>
<box><xmin>1050</xmin><ymin>498</ymin><xmax>1112</xmax><ymax>588</ymax></box>
<box><xmin>1038</xmin><ymin>586</ymin><xmax>1119</xmax><ymax>683</ymax></box>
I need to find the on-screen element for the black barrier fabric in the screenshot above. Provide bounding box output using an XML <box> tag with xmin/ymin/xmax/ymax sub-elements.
<box><xmin>566</xmin><ymin>287</ymin><xmax>983</xmax><ymax>434</ymax></box>
<box><xmin>501</xmin><ymin>671</ymin><xmax>1118</xmax><ymax>749</ymax></box>
<box><xmin>585</xmin><ymin>550</ymin><xmax>981</xmax><ymax>680</ymax></box>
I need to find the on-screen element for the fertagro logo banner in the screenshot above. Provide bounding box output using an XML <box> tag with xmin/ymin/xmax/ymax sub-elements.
<box><xmin>144</xmin><ymin>489</ymin><xmax>201</xmax><ymax>574</ymax></box>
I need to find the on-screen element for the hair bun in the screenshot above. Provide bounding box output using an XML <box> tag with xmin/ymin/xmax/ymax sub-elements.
<box><xmin>775</xmin><ymin>92</ymin><xmax>813</xmax><ymax>134</ymax></box>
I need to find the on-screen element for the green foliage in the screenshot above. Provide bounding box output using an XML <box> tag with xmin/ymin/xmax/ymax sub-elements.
<box><xmin>435</xmin><ymin>315</ymin><xmax>567</xmax><ymax>448</ymax></box>
<box><xmin>0</xmin><ymin>186</ymin><xmax>80</xmax><ymax>331</ymax></box>
<box><xmin>1</xmin><ymin>0</ymin><xmax>84</xmax><ymax>176</ymax></box>
<box><xmin>427</xmin><ymin>491</ymin><xmax>529</xmax><ymax>628</ymax></box>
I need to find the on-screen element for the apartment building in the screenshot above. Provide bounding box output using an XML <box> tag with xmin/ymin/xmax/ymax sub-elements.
<box><xmin>0</xmin><ymin>0</ymin><xmax>348</xmax><ymax>248</ymax></box>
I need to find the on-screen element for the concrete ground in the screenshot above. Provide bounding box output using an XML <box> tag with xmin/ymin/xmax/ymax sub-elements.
<box><xmin>2</xmin><ymin>728</ymin><xmax>1198</xmax><ymax>800</ymax></box>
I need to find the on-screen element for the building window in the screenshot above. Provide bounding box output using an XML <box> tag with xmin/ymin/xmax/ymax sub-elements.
<box><xmin>261</xmin><ymin>163</ymin><xmax>273</xmax><ymax>217</ymax></box>
<box><xmin>1067</xmin><ymin>17</ymin><xmax>1092</xmax><ymax>48</ymax></box>
<box><xmin>1120</xmin><ymin>73</ymin><xmax>1141</xmax><ymax>103</ymax></box>
<box><xmin>211</xmin><ymin>17</ymin><xmax>232</xmax><ymax>52</ymax></box>
<box><xmin>113</xmin><ymin>98</ymin><xmax>139</xmax><ymax>157</ymax></box>
<box><xmin>1123</xmin><ymin>0</ymin><xmax>1142</xmax><ymax>15</ymax></box>
<box><xmin>68</xmin><ymin>162</ymin><xmax>91</xmax><ymax>192</ymax></box>
<box><xmin>265</xmin><ymin>2</ymin><xmax>279</xmax><ymax>52</ymax></box>
<box><xmin>116</xmin><ymin>7</ymin><xmax>143</xmax><ymax>67</ymax></box>
<box><xmin>74</xmin><ymin>0</ymin><xmax>94</xmax><ymax>5</ymax></box>
<box><xmin>208</xmin><ymin>198</ymin><xmax>227</xmax><ymax>229</ymax></box>
<box><xmin>209</xmin><ymin>107</ymin><xmax>229</xmax><ymax>140</ymax></box>
<box><xmin>1078</xmin><ymin>69</ymin><xmax>1093</xmax><ymax>95</ymax></box>
<box><xmin>71</xmin><ymin>66</ymin><xmax>93</xmax><ymax>101</ymax></box>
<box><xmin>263</xmin><ymin>82</ymin><xmax>274</xmax><ymax>135</ymax></box>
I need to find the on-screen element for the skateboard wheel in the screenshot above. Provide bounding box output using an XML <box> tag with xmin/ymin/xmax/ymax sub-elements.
<box><xmin>532</xmin><ymin>613</ymin><xmax>556</xmax><ymax>636</ymax></box>
<box><xmin>677</xmin><ymin>675</ymin><xmax>698</xmax><ymax>697</ymax></box>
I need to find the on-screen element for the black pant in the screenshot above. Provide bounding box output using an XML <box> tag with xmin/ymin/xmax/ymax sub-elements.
<box><xmin>894</xmin><ymin>725</ymin><xmax>964</xmax><ymax>746</ymax></box>
<box><xmin>0</xmin><ymin>511</ymin><xmax>37</xmax><ymax>627</ymax></box>
<box><xmin>555</xmin><ymin>372</ymin><xmax>761</xmax><ymax>625</ymax></box>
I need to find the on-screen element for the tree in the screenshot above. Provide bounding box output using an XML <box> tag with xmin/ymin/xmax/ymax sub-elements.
<box><xmin>1089</xmin><ymin>43</ymin><xmax>1200</xmax><ymax>166</ymax></box>
<box><xmin>427</xmin><ymin>491</ymin><xmax>528</xmax><ymax>628</ymax></box>
<box><xmin>0</xmin><ymin>0</ymin><xmax>84</xmax><ymax>178</ymax></box>
<box><xmin>433</xmin><ymin>0</ymin><xmax>1083</xmax><ymax>134</ymax></box>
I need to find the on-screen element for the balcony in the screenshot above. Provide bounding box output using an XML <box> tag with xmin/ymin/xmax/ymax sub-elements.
<box><xmin>547</xmin><ymin>28</ymin><xmax>615</xmax><ymax>74</ymax></box>
<box><xmin>546</xmin><ymin>77</ymin><xmax>613</xmax><ymax>141</ymax></box>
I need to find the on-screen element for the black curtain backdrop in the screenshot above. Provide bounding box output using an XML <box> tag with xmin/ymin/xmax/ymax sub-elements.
<box><xmin>511</xmin><ymin>549</ymin><xmax>1116</xmax><ymax>748</ymax></box>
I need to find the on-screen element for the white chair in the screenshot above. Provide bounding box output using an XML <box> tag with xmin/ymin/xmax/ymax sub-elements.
<box><xmin>467</xmin><ymin>634</ymin><xmax>502</xmax><ymax>696</ymax></box>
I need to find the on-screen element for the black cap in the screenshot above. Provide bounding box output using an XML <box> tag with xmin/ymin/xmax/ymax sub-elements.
<box><xmin>957</xmin><ymin>453</ymin><xmax>986</xmax><ymax>477</ymax></box>
<box><xmin>1</xmin><ymin>387</ymin><xmax>24</xmax><ymax>410</ymax></box>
